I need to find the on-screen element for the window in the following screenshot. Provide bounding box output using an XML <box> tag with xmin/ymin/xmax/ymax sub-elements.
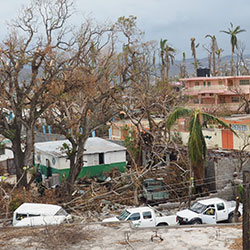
<box><xmin>232</xmin><ymin>97</ymin><xmax>239</xmax><ymax>103</ymax></box>
<box><xmin>143</xmin><ymin>211</ymin><xmax>152</xmax><ymax>219</ymax></box>
<box><xmin>228</xmin><ymin>79</ymin><xmax>233</xmax><ymax>86</ymax></box>
<box><xmin>220</xmin><ymin>97</ymin><xmax>225</xmax><ymax>103</ymax></box>
<box><xmin>112</xmin><ymin>127</ymin><xmax>120</xmax><ymax>136</ymax></box>
<box><xmin>118</xmin><ymin>210</ymin><xmax>131</xmax><ymax>221</ymax></box>
<box><xmin>16</xmin><ymin>213</ymin><xmax>28</xmax><ymax>221</ymax></box>
<box><xmin>128</xmin><ymin>213</ymin><xmax>140</xmax><ymax>221</ymax></box>
<box><xmin>219</xmin><ymin>80</ymin><xmax>223</xmax><ymax>85</ymax></box>
<box><xmin>0</xmin><ymin>144</ymin><xmax>5</xmax><ymax>155</ymax></box>
<box><xmin>217</xmin><ymin>203</ymin><xmax>225</xmax><ymax>211</ymax></box>
<box><xmin>203</xmin><ymin>82</ymin><xmax>206</xmax><ymax>87</ymax></box>
<box><xmin>204</xmin><ymin>208</ymin><xmax>215</xmax><ymax>216</ymax></box>
<box><xmin>55</xmin><ymin>208</ymin><xmax>68</xmax><ymax>216</ymax></box>
<box><xmin>239</xmin><ymin>80</ymin><xmax>250</xmax><ymax>85</ymax></box>
<box><xmin>193</xmin><ymin>98</ymin><xmax>199</xmax><ymax>104</ymax></box>
<box><xmin>231</xmin><ymin>124</ymin><xmax>247</xmax><ymax>131</ymax></box>
<box><xmin>207</xmin><ymin>81</ymin><xmax>211</xmax><ymax>87</ymax></box>
<box><xmin>201</xmin><ymin>93</ymin><xmax>206</xmax><ymax>96</ymax></box>
<box><xmin>99</xmin><ymin>153</ymin><xmax>104</xmax><ymax>164</ymax></box>
<box><xmin>28</xmin><ymin>214</ymin><xmax>41</xmax><ymax>218</ymax></box>
<box><xmin>209</xmin><ymin>93</ymin><xmax>214</xmax><ymax>96</ymax></box>
<box><xmin>36</xmin><ymin>154</ymin><xmax>41</xmax><ymax>162</ymax></box>
<box><xmin>195</xmin><ymin>82</ymin><xmax>200</xmax><ymax>86</ymax></box>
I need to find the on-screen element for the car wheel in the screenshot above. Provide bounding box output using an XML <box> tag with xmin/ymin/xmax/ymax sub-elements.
<box><xmin>228</xmin><ymin>213</ymin><xmax>234</xmax><ymax>223</ymax></box>
<box><xmin>228</xmin><ymin>212</ymin><xmax>240</xmax><ymax>223</ymax></box>
<box><xmin>156</xmin><ymin>222</ymin><xmax>168</xmax><ymax>227</ymax></box>
<box><xmin>192</xmin><ymin>219</ymin><xmax>202</xmax><ymax>224</ymax></box>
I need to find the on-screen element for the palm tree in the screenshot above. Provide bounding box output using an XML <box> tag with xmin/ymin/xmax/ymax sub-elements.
<box><xmin>160</xmin><ymin>39</ymin><xmax>167</xmax><ymax>82</ymax></box>
<box><xmin>180</xmin><ymin>52</ymin><xmax>187</xmax><ymax>78</ymax></box>
<box><xmin>166</xmin><ymin>107</ymin><xmax>236</xmax><ymax>192</ymax></box>
<box><xmin>160</xmin><ymin>39</ymin><xmax>176</xmax><ymax>82</ymax></box>
<box><xmin>215</xmin><ymin>48</ymin><xmax>224</xmax><ymax>75</ymax></box>
<box><xmin>220</xmin><ymin>23</ymin><xmax>246</xmax><ymax>76</ymax></box>
<box><xmin>205</xmin><ymin>35</ymin><xmax>218</xmax><ymax>75</ymax></box>
<box><xmin>166</xmin><ymin>44</ymin><xmax>176</xmax><ymax>80</ymax></box>
<box><xmin>190</xmin><ymin>38</ymin><xmax>199</xmax><ymax>75</ymax></box>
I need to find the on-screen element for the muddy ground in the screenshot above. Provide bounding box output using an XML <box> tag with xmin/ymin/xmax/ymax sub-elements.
<box><xmin>0</xmin><ymin>222</ymin><xmax>242</xmax><ymax>250</ymax></box>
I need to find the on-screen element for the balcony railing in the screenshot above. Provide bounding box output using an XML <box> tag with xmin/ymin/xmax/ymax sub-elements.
<box><xmin>185</xmin><ymin>102</ymin><xmax>241</xmax><ymax>112</ymax></box>
<box><xmin>183</xmin><ymin>84</ymin><xmax>250</xmax><ymax>95</ymax></box>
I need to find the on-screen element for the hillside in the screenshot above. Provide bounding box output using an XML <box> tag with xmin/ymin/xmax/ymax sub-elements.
<box><xmin>169</xmin><ymin>54</ymin><xmax>250</xmax><ymax>78</ymax></box>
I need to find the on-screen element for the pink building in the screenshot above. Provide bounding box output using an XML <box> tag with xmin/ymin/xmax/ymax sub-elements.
<box><xmin>181</xmin><ymin>76</ymin><xmax>250</xmax><ymax>113</ymax></box>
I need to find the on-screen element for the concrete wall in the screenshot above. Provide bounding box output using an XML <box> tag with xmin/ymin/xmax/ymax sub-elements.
<box><xmin>176</xmin><ymin>127</ymin><xmax>250</xmax><ymax>151</ymax></box>
<box><xmin>0</xmin><ymin>141</ymin><xmax>13</xmax><ymax>162</ymax></box>
<box><xmin>105</xmin><ymin>151</ymin><xmax>126</xmax><ymax>164</ymax></box>
<box><xmin>208</xmin><ymin>156</ymin><xmax>250</xmax><ymax>200</ymax></box>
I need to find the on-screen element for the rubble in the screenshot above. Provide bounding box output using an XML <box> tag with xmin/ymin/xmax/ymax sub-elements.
<box><xmin>0</xmin><ymin>161</ymin><xmax>195</xmax><ymax>224</ymax></box>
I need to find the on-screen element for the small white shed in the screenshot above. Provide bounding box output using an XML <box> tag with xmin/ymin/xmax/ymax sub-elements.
<box><xmin>34</xmin><ymin>137</ymin><xmax>127</xmax><ymax>178</ymax></box>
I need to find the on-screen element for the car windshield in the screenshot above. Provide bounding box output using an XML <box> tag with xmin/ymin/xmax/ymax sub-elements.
<box><xmin>118</xmin><ymin>210</ymin><xmax>131</xmax><ymax>221</ymax></box>
<box><xmin>189</xmin><ymin>202</ymin><xmax>207</xmax><ymax>213</ymax></box>
<box><xmin>55</xmin><ymin>208</ymin><xmax>68</xmax><ymax>216</ymax></box>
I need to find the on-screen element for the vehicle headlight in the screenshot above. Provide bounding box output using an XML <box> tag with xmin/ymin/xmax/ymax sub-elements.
<box><xmin>183</xmin><ymin>218</ymin><xmax>188</xmax><ymax>222</ymax></box>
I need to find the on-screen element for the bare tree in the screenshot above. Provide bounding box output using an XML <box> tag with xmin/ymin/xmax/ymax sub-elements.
<box><xmin>0</xmin><ymin>0</ymin><xmax>77</xmax><ymax>187</ymax></box>
<box><xmin>42</xmin><ymin>16</ymin><xmax>144</xmax><ymax>196</ymax></box>
<box><xmin>229</xmin><ymin>86</ymin><xmax>250</xmax><ymax>114</ymax></box>
<box><xmin>205</xmin><ymin>35</ymin><xmax>218</xmax><ymax>76</ymax></box>
<box><xmin>190</xmin><ymin>37</ymin><xmax>199</xmax><ymax>75</ymax></box>
<box><xmin>236</xmin><ymin>41</ymin><xmax>249</xmax><ymax>75</ymax></box>
<box><xmin>232</xmin><ymin>135</ymin><xmax>250</xmax><ymax>222</ymax></box>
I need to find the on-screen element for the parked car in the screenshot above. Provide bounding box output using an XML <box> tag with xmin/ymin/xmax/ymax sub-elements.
<box><xmin>13</xmin><ymin>203</ymin><xmax>72</xmax><ymax>227</ymax></box>
<box><xmin>103</xmin><ymin>206</ymin><xmax>177</xmax><ymax>228</ymax></box>
<box><xmin>176</xmin><ymin>197</ymin><xmax>242</xmax><ymax>225</ymax></box>
<box><xmin>142</xmin><ymin>178</ymin><xmax>169</xmax><ymax>204</ymax></box>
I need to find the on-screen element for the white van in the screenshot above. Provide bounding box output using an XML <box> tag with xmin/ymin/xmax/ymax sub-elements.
<box><xmin>13</xmin><ymin>203</ymin><xmax>72</xmax><ymax>227</ymax></box>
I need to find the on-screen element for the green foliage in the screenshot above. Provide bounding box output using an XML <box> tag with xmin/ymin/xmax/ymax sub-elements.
<box><xmin>60</xmin><ymin>143</ymin><xmax>75</xmax><ymax>158</ymax></box>
<box><xmin>172</xmin><ymin>132</ymin><xmax>183</xmax><ymax>144</ymax></box>
<box><xmin>5</xmin><ymin>129</ymin><xmax>16</xmax><ymax>140</ymax></box>
<box><xmin>9</xmin><ymin>198</ymin><xmax>23</xmax><ymax>213</ymax></box>
<box><xmin>220</xmin><ymin>23</ymin><xmax>246</xmax><ymax>52</ymax></box>
<box><xmin>166</xmin><ymin>107</ymin><xmax>192</xmax><ymax>131</ymax></box>
<box><xmin>122</xmin><ymin>125</ymin><xmax>139</xmax><ymax>160</ymax></box>
<box><xmin>166</xmin><ymin>107</ymin><xmax>237</xmax><ymax>166</ymax></box>
<box><xmin>238</xmin><ymin>184</ymin><xmax>243</xmax><ymax>202</ymax></box>
<box><xmin>117</xmin><ymin>15</ymin><xmax>137</xmax><ymax>28</ymax></box>
<box><xmin>188</xmin><ymin>111</ymin><xmax>206</xmax><ymax>165</ymax></box>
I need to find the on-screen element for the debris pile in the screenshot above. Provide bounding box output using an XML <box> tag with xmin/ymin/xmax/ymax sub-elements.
<box><xmin>0</xmin><ymin>161</ymin><xmax>191</xmax><ymax>223</ymax></box>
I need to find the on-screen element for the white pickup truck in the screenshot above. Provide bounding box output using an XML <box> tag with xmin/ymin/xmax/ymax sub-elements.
<box><xmin>103</xmin><ymin>206</ymin><xmax>177</xmax><ymax>228</ymax></box>
<box><xmin>13</xmin><ymin>203</ymin><xmax>72</xmax><ymax>227</ymax></box>
<box><xmin>177</xmin><ymin>197</ymin><xmax>242</xmax><ymax>225</ymax></box>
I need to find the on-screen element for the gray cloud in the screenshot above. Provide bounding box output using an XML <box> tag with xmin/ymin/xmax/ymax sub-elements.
<box><xmin>1</xmin><ymin>0</ymin><xmax>249</xmax><ymax>59</ymax></box>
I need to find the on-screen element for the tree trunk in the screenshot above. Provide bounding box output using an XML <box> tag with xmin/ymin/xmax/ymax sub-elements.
<box><xmin>66</xmin><ymin>161</ymin><xmax>82</xmax><ymax>197</ymax></box>
<box><xmin>212</xmin><ymin>51</ymin><xmax>216</xmax><ymax>76</ymax></box>
<box><xmin>12</xmin><ymin>125</ymin><xmax>27</xmax><ymax>187</ymax></box>
<box><xmin>193</xmin><ymin>162</ymin><xmax>204</xmax><ymax>195</ymax></box>
<box><xmin>66</xmin><ymin>137</ymin><xmax>88</xmax><ymax>197</ymax></box>
<box><xmin>231</xmin><ymin>52</ymin><xmax>234</xmax><ymax>76</ymax></box>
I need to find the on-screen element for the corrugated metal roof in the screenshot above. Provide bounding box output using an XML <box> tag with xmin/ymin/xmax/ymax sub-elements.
<box><xmin>35</xmin><ymin>137</ymin><xmax>126</xmax><ymax>157</ymax></box>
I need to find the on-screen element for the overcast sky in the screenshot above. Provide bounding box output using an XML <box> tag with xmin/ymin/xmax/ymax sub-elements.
<box><xmin>1</xmin><ymin>0</ymin><xmax>250</xmax><ymax>60</ymax></box>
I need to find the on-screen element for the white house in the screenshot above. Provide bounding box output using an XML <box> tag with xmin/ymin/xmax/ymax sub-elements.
<box><xmin>34</xmin><ymin>137</ymin><xmax>127</xmax><ymax>179</ymax></box>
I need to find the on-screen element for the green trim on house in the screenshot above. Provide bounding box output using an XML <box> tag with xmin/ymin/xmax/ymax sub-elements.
<box><xmin>36</xmin><ymin>162</ymin><xmax>126</xmax><ymax>180</ymax></box>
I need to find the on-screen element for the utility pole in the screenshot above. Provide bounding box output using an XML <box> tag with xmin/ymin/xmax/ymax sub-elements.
<box><xmin>243</xmin><ymin>171</ymin><xmax>250</xmax><ymax>250</ymax></box>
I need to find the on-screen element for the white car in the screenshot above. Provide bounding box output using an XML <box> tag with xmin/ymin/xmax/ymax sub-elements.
<box><xmin>13</xmin><ymin>203</ymin><xmax>72</xmax><ymax>227</ymax></box>
<box><xmin>103</xmin><ymin>206</ymin><xmax>177</xmax><ymax>228</ymax></box>
<box><xmin>177</xmin><ymin>197</ymin><xmax>242</xmax><ymax>225</ymax></box>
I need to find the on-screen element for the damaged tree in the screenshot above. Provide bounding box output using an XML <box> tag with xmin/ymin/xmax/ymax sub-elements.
<box><xmin>0</xmin><ymin>0</ymin><xmax>77</xmax><ymax>187</ymax></box>
<box><xmin>42</xmin><ymin>17</ymin><xmax>140</xmax><ymax>197</ymax></box>
<box><xmin>166</xmin><ymin>107</ymin><xmax>237</xmax><ymax>194</ymax></box>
